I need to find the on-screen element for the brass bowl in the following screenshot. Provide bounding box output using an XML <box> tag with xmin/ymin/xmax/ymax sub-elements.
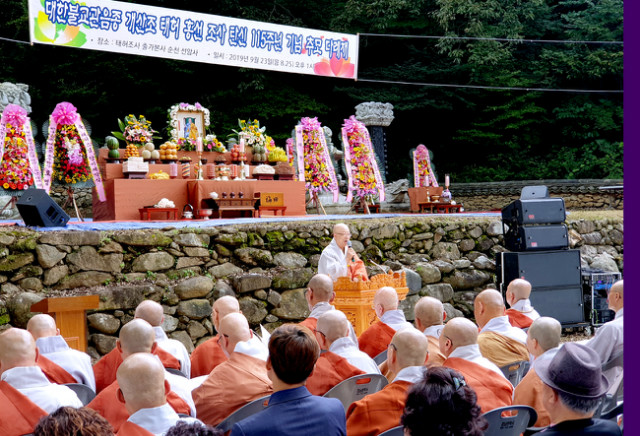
<box><xmin>432</xmin><ymin>195</ymin><xmax>441</xmax><ymax>202</ymax></box>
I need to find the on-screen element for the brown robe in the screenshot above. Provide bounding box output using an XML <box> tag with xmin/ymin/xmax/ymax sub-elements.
<box><xmin>346</xmin><ymin>380</ymin><xmax>412</xmax><ymax>436</ymax></box>
<box><xmin>116</xmin><ymin>420</ymin><xmax>154</xmax><ymax>436</ymax></box>
<box><xmin>0</xmin><ymin>380</ymin><xmax>48</xmax><ymax>436</ymax></box>
<box><xmin>306</xmin><ymin>351</ymin><xmax>366</xmax><ymax>396</ymax></box>
<box><xmin>189</xmin><ymin>335</ymin><xmax>228</xmax><ymax>377</ymax></box>
<box><xmin>506</xmin><ymin>309</ymin><xmax>534</xmax><ymax>329</ymax></box>
<box><xmin>477</xmin><ymin>331</ymin><xmax>529</xmax><ymax>368</ymax></box>
<box><xmin>513</xmin><ymin>368</ymin><xmax>550</xmax><ymax>427</ymax></box>
<box><xmin>358</xmin><ymin>321</ymin><xmax>395</xmax><ymax>358</ymax></box>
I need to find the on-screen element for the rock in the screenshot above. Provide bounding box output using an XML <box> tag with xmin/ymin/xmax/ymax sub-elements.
<box><xmin>239</xmin><ymin>297</ymin><xmax>268</xmax><ymax>324</ymax></box>
<box><xmin>1</xmin><ymin>281</ymin><xmax>21</xmax><ymax>296</ymax></box>
<box><xmin>414</xmin><ymin>263</ymin><xmax>441</xmax><ymax>284</ymax></box>
<box><xmin>443</xmin><ymin>270</ymin><xmax>491</xmax><ymax>290</ymax></box>
<box><xmin>39</xmin><ymin>231</ymin><xmax>101</xmax><ymax>246</ymax></box>
<box><xmin>609</xmin><ymin>229</ymin><xmax>623</xmax><ymax>245</ymax></box>
<box><xmin>486</xmin><ymin>222</ymin><xmax>503</xmax><ymax>236</ymax></box>
<box><xmin>208</xmin><ymin>262</ymin><xmax>244</xmax><ymax>279</ymax></box>
<box><xmin>87</xmin><ymin>313</ymin><xmax>120</xmax><ymax>334</ymax></box>
<box><xmin>67</xmin><ymin>246</ymin><xmax>123</xmax><ymax>273</ymax></box>
<box><xmin>362</xmin><ymin>244</ymin><xmax>384</xmax><ymax>261</ymax></box>
<box><xmin>112</xmin><ymin>231</ymin><xmax>172</xmax><ymax>247</ymax></box>
<box><xmin>270</xmin><ymin>288</ymin><xmax>309</xmax><ymax>320</ymax></box>
<box><xmin>384</xmin><ymin>261</ymin><xmax>404</xmax><ymax>271</ymax></box>
<box><xmin>162</xmin><ymin>315</ymin><xmax>179</xmax><ymax>333</ymax></box>
<box><xmin>351</xmin><ymin>240</ymin><xmax>365</xmax><ymax>253</ymax></box>
<box><xmin>215</xmin><ymin>244</ymin><xmax>233</xmax><ymax>257</ymax></box>
<box><xmin>472</xmin><ymin>256</ymin><xmax>495</xmax><ymax>270</ymax></box>
<box><xmin>36</xmin><ymin>245</ymin><xmax>66</xmax><ymax>268</ymax></box>
<box><xmin>0</xmin><ymin>253</ymin><xmax>34</xmax><ymax>272</ymax></box>
<box><xmin>175</xmin><ymin>276</ymin><xmax>214</xmax><ymax>300</ymax></box>
<box><xmin>90</xmin><ymin>333</ymin><xmax>117</xmax><ymax>355</ymax></box>
<box><xmin>212</xmin><ymin>280</ymin><xmax>236</xmax><ymax>299</ymax></box>
<box><xmin>235</xmin><ymin>248</ymin><xmax>274</xmax><ymax>267</ymax></box>
<box><xmin>309</xmin><ymin>254</ymin><xmax>321</xmax><ymax>267</ymax></box>
<box><xmin>399</xmin><ymin>254</ymin><xmax>429</xmax><ymax>265</ymax></box>
<box><xmin>43</xmin><ymin>265</ymin><xmax>69</xmax><ymax>286</ymax></box>
<box><xmin>569</xmin><ymin>229</ymin><xmax>583</xmax><ymax>248</ymax></box>
<box><xmin>453</xmin><ymin>259</ymin><xmax>471</xmax><ymax>269</ymax></box>
<box><xmin>272</xmin><ymin>268</ymin><xmax>314</xmax><ymax>290</ymax></box>
<box><xmin>371</xmin><ymin>224</ymin><xmax>398</xmax><ymax>240</ymax></box>
<box><xmin>403</xmin><ymin>268</ymin><xmax>422</xmax><ymax>295</ymax></box>
<box><xmin>183</xmin><ymin>247</ymin><xmax>210</xmax><ymax>257</ymax></box>
<box><xmin>0</xmin><ymin>234</ymin><xmax>15</xmax><ymax>245</ymax></box>
<box><xmin>19</xmin><ymin>277</ymin><xmax>42</xmax><ymax>291</ymax></box>
<box><xmin>215</xmin><ymin>232</ymin><xmax>247</xmax><ymax>246</ymax></box>
<box><xmin>7</xmin><ymin>292</ymin><xmax>44</xmax><ymax>327</ymax></box>
<box><xmin>175</xmin><ymin>257</ymin><xmax>204</xmax><ymax>269</ymax></box>
<box><xmin>187</xmin><ymin>320</ymin><xmax>208</xmax><ymax>339</ymax></box>
<box><xmin>468</xmin><ymin>227</ymin><xmax>483</xmax><ymax>239</ymax></box>
<box><xmin>267</xmin><ymin>290</ymin><xmax>282</xmax><ymax>307</ymax></box>
<box><xmin>431</xmin><ymin>259</ymin><xmax>455</xmax><ymax>273</ymax></box>
<box><xmin>458</xmin><ymin>239</ymin><xmax>476</xmax><ymax>252</ymax></box>
<box><xmin>575</xmin><ymin>220</ymin><xmax>596</xmax><ymax>234</ymax></box>
<box><xmin>55</xmin><ymin>272</ymin><xmax>113</xmax><ymax>290</ymax></box>
<box><xmin>254</xmin><ymin>290</ymin><xmax>268</xmax><ymax>300</ymax></box>
<box><xmin>582</xmin><ymin>232</ymin><xmax>603</xmax><ymax>244</ymax></box>
<box><xmin>399</xmin><ymin>294</ymin><xmax>420</xmax><ymax>321</ymax></box>
<box><xmin>265</xmin><ymin>314</ymin><xmax>279</xmax><ymax>323</ymax></box>
<box><xmin>99</xmin><ymin>241</ymin><xmax>124</xmax><ymax>254</ymax></box>
<box><xmin>174</xmin><ymin>233</ymin><xmax>210</xmax><ymax>247</ymax></box>
<box><xmin>234</xmin><ymin>274</ymin><xmax>272</xmax><ymax>293</ymax></box>
<box><xmin>177</xmin><ymin>299</ymin><xmax>212</xmax><ymax>319</ymax></box>
<box><xmin>429</xmin><ymin>242</ymin><xmax>461</xmax><ymax>261</ymax></box>
<box><xmin>589</xmin><ymin>253</ymin><xmax>620</xmax><ymax>273</ymax></box>
<box><xmin>169</xmin><ymin>330</ymin><xmax>195</xmax><ymax>353</ymax></box>
<box><xmin>273</xmin><ymin>252</ymin><xmax>308</xmax><ymax>269</ymax></box>
<box><xmin>132</xmin><ymin>252</ymin><xmax>175</xmax><ymax>272</ymax></box>
<box><xmin>443</xmin><ymin>303</ymin><xmax>464</xmax><ymax>321</ymax></box>
<box><xmin>420</xmin><ymin>283</ymin><xmax>455</xmax><ymax>303</ymax></box>
<box><xmin>12</xmin><ymin>265</ymin><xmax>43</xmax><ymax>282</ymax></box>
<box><xmin>96</xmin><ymin>283</ymin><xmax>163</xmax><ymax>310</ymax></box>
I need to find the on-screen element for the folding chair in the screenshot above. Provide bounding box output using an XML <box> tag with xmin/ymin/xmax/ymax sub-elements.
<box><xmin>323</xmin><ymin>373</ymin><xmax>388</xmax><ymax>411</ymax></box>
<box><xmin>482</xmin><ymin>405</ymin><xmax>537</xmax><ymax>436</ymax></box>
<box><xmin>499</xmin><ymin>360</ymin><xmax>530</xmax><ymax>387</ymax></box>
<box><xmin>373</xmin><ymin>349</ymin><xmax>388</xmax><ymax>365</ymax></box>
<box><xmin>64</xmin><ymin>383</ymin><xmax>96</xmax><ymax>406</ymax></box>
<box><xmin>165</xmin><ymin>367</ymin><xmax>188</xmax><ymax>378</ymax></box>
<box><xmin>378</xmin><ymin>425</ymin><xmax>404</xmax><ymax>436</ymax></box>
<box><xmin>216</xmin><ymin>395</ymin><xmax>271</xmax><ymax>433</ymax></box>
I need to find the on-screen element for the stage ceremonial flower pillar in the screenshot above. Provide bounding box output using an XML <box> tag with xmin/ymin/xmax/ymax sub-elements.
<box><xmin>413</xmin><ymin>144</ymin><xmax>439</xmax><ymax>188</ymax></box>
<box><xmin>354</xmin><ymin>102</ymin><xmax>395</xmax><ymax>182</ymax></box>
<box><xmin>31</xmin><ymin>295</ymin><xmax>100</xmax><ymax>352</ymax></box>
<box><xmin>333</xmin><ymin>272</ymin><xmax>408</xmax><ymax>336</ymax></box>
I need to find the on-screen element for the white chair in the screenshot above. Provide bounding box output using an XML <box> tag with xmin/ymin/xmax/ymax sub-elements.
<box><xmin>323</xmin><ymin>373</ymin><xmax>388</xmax><ymax>411</ymax></box>
<box><xmin>216</xmin><ymin>395</ymin><xmax>271</xmax><ymax>433</ymax></box>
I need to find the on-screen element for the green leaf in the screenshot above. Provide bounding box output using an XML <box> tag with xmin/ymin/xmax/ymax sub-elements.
<box><xmin>111</xmin><ymin>132</ymin><xmax>125</xmax><ymax>141</ymax></box>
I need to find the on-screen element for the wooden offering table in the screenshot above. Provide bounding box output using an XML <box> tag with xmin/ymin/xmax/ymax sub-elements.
<box><xmin>139</xmin><ymin>207</ymin><xmax>179</xmax><ymax>220</ymax></box>
<box><xmin>31</xmin><ymin>295</ymin><xmax>100</xmax><ymax>352</ymax></box>
<box><xmin>334</xmin><ymin>272</ymin><xmax>408</xmax><ymax>336</ymax></box>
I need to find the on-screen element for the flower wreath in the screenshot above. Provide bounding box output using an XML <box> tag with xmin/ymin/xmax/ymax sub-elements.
<box><xmin>295</xmin><ymin>117</ymin><xmax>339</xmax><ymax>201</ymax></box>
<box><xmin>413</xmin><ymin>144</ymin><xmax>438</xmax><ymax>187</ymax></box>
<box><xmin>167</xmin><ymin>102</ymin><xmax>213</xmax><ymax>151</ymax></box>
<box><xmin>341</xmin><ymin>116</ymin><xmax>385</xmax><ymax>202</ymax></box>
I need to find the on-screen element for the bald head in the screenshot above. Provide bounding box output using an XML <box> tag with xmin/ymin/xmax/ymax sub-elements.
<box><xmin>333</xmin><ymin>223</ymin><xmax>350</xmax><ymax>236</ymax></box>
<box><xmin>506</xmin><ymin>279</ymin><xmax>532</xmax><ymax>306</ymax></box>
<box><xmin>608</xmin><ymin>280</ymin><xmax>623</xmax><ymax>312</ymax></box>
<box><xmin>134</xmin><ymin>300</ymin><xmax>164</xmax><ymax>327</ymax></box>
<box><xmin>414</xmin><ymin>297</ymin><xmax>445</xmax><ymax>331</ymax></box>
<box><xmin>316</xmin><ymin>310</ymin><xmax>349</xmax><ymax>346</ymax></box>
<box><xmin>213</xmin><ymin>296</ymin><xmax>240</xmax><ymax>330</ymax></box>
<box><xmin>440</xmin><ymin>317</ymin><xmax>479</xmax><ymax>357</ymax></box>
<box><xmin>117</xmin><ymin>353</ymin><xmax>167</xmax><ymax>414</ymax></box>
<box><xmin>219</xmin><ymin>312</ymin><xmax>252</xmax><ymax>353</ymax></box>
<box><xmin>374</xmin><ymin>287</ymin><xmax>399</xmax><ymax>317</ymax></box>
<box><xmin>27</xmin><ymin>314</ymin><xmax>59</xmax><ymax>340</ymax></box>
<box><xmin>474</xmin><ymin>289</ymin><xmax>506</xmax><ymax>328</ymax></box>
<box><xmin>0</xmin><ymin>328</ymin><xmax>37</xmax><ymax>372</ymax></box>
<box><xmin>527</xmin><ymin>317</ymin><xmax>561</xmax><ymax>357</ymax></box>
<box><xmin>306</xmin><ymin>274</ymin><xmax>336</xmax><ymax>310</ymax></box>
<box><xmin>118</xmin><ymin>319</ymin><xmax>156</xmax><ymax>358</ymax></box>
<box><xmin>390</xmin><ymin>328</ymin><xmax>429</xmax><ymax>371</ymax></box>
<box><xmin>332</xmin><ymin>223</ymin><xmax>351</xmax><ymax>250</ymax></box>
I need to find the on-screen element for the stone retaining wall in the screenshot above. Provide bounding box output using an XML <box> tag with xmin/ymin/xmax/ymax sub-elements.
<box><xmin>0</xmin><ymin>216</ymin><xmax>622</xmax><ymax>361</ymax></box>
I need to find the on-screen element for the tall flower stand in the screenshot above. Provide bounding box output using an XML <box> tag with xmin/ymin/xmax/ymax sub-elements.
<box><xmin>62</xmin><ymin>187</ymin><xmax>83</xmax><ymax>221</ymax></box>
<box><xmin>306</xmin><ymin>191</ymin><xmax>327</xmax><ymax>215</ymax></box>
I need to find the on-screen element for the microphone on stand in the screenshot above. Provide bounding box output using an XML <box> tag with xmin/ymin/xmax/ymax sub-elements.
<box><xmin>347</xmin><ymin>241</ymin><xmax>355</xmax><ymax>263</ymax></box>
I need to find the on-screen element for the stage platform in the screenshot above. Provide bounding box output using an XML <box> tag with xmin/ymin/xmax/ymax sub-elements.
<box><xmin>0</xmin><ymin>211</ymin><xmax>502</xmax><ymax>232</ymax></box>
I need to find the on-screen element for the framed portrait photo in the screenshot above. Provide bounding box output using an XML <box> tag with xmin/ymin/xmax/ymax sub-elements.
<box><xmin>168</xmin><ymin>103</ymin><xmax>211</xmax><ymax>143</ymax></box>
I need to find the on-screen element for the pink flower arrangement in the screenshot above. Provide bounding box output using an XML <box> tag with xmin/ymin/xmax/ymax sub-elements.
<box><xmin>342</xmin><ymin>116</ymin><xmax>381</xmax><ymax>198</ymax></box>
<box><xmin>299</xmin><ymin>117</ymin><xmax>337</xmax><ymax>194</ymax></box>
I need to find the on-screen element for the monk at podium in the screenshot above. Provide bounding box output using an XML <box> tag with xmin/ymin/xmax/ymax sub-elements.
<box><xmin>318</xmin><ymin>223</ymin><xmax>368</xmax><ymax>281</ymax></box>
<box><xmin>505</xmin><ymin>279</ymin><xmax>540</xmax><ymax>329</ymax></box>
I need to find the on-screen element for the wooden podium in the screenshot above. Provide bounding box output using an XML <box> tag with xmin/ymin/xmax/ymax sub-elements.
<box><xmin>31</xmin><ymin>295</ymin><xmax>100</xmax><ymax>352</ymax></box>
<box><xmin>334</xmin><ymin>272</ymin><xmax>409</xmax><ymax>336</ymax></box>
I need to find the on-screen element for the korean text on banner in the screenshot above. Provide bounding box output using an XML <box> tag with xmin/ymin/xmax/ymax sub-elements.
<box><xmin>28</xmin><ymin>0</ymin><xmax>359</xmax><ymax>79</ymax></box>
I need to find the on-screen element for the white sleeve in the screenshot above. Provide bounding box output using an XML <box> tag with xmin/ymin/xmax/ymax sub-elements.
<box><xmin>318</xmin><ymin>247</ymin><xmax>348</xmax><ymax>280</ymax></box>
<box><xmin>585</xmin><ymin>324</ymin><xmax>616</xmax><ymax>364</ymax></box>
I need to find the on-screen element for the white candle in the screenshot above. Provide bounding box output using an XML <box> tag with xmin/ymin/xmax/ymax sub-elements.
<box><xmin>196</xmin><ymin>137</ymin><xmax>203</xmax><ymax>153</ymax></box>
<box><xmin>445</xmin><ymin>174</ymin><xmax>450</xmax><ymax>187</ymax></box>
<box><xmin>239</xmin><ymin>135</ymin><xmax>245</xmax><ymax>152</ymax></box>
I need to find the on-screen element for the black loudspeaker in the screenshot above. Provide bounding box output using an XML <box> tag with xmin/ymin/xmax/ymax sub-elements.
<box><xmin>17</xmin><ymin>189</ymin><xmax>70</xmax><ymax>227</ymax></box>
<box><xmin>504</xmin><ymin>224</ymin><xmax>569</xmax><ymax>251</ymax></box>
<box><xmin>496</xmin><ymin>250</ymin><xmax>584</xmax><ymax>325</ymax></box>
<box><xmin>501</xmin><ymin>198</ymin><xmax>566</xmax><ymax>226</ymax></box>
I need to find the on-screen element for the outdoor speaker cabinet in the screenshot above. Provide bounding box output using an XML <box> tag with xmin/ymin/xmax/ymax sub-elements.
<box><xmin>496</xmin><ymin>250</ymin><xmax>584</xmax><ymax>325</ymax></box>
<box><xmin>501</xmin><ymin>198</ymin><xmax>566</xmax><ymax>226</ymax></box>
<box><xmin>504</xmin><ymin>224</ymin><xmax>569</xmax><ymax>252</ymax></box>
<box><xmin>16</xmin><ymin>189</ymin><xmax>70</xmax><ymax>227</ymax></box>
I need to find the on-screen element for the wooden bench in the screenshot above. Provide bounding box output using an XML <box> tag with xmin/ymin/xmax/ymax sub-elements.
<box><xmin>139</xmin><ymin>207</ymin><xmax>179</xmax><ymax>220</ymax></box>
<box><xmin>256</xmin><ymin>192</ymin><xmax>287</xmax><ymax>217</ymax></box>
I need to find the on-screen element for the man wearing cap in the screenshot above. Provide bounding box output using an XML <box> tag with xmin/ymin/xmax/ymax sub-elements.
<box><xmin>534</xmin><ymin>342</ymin><xmax>621</xmax><ymax>435</ymax></box>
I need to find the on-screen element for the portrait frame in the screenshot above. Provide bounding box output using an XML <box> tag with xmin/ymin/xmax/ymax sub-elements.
<box><xmin>168</xmin><ymin>103</ymin><xmax>211</xmax><ymax>143</ymax></box>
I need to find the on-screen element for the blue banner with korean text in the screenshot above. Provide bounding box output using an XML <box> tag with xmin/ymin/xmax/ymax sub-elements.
<box><xmin>28</xmin><ymin>0</ymin><xmax>359</xmax><ymax>79</ymax></box>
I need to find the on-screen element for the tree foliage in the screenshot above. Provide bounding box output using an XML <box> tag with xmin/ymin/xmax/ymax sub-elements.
<box><xmin>0</xmin><ymin>0</ymin><xmax>622</xmax><ymax>182</ymax></box>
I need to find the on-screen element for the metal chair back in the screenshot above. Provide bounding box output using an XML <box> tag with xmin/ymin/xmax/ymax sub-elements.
<box><xmin>216</xmin><ymin>395</ymin><xmax>271</xmax><ymax>433</ymax></box>
<box><xmin>499</xmin><ymin>360</ymin><xmax>530</xmax><ymax>387</ymax></box>
<box><xmin>64</xmin><ymin>383</ymin><xmax>96</xmax><ymax>406</ymax></box>
<box><xmin>373</xmin><ymin>349</ymin><xmax>388</xmax><ymax>365</ymax></box>
<box><xmin>323</xmin><ymin>373</ymin><xmax>389</xmax><ymax>411</ymax></box>
<box><xmin>482</xmin><ymin>406</ymin><xmax>538</xmax><ymax>436</ymax></box>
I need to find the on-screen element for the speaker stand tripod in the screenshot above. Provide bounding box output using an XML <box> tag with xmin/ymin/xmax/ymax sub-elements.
<box><xmin>306</xmin><ymin>191</ymin><xmax>327</xmax><ymax>215</ymax></box>
<box><xmin>62</xmin><ymin>187</ymin><xmax>84</xmax><ymax>222</ymax></box>
<box><xmin>348</xmin><ymin>196</ymin><xmax>371</xmax><ymax>214</ymax></box>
